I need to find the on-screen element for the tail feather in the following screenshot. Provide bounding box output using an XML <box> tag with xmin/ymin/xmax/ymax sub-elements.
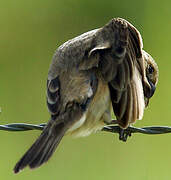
<box><xmin>29</xmin><ymin>131</ymin><xmax>64</xmax><ymax>169</ymax></box>
<box><xmin>14</xmin><ymin>122</ymin><xmax>67</xmax><ymax>173</ymax></box>
<box><xmin>41</xmin><ymin>136</ymin><xmax>61</xmax><ymax>164</ymax></box>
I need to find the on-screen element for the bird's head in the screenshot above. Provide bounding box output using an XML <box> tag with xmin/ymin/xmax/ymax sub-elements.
<box><xmin>142</xmin><ymin>50</ymin><xmax>159</xmax><ymax>106</ymax></box>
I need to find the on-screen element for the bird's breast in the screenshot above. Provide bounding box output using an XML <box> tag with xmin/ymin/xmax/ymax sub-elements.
<box><xmin>67</xmin><ymin>79</ymin><xmax>112</xmax><ymax>137</ymax></box>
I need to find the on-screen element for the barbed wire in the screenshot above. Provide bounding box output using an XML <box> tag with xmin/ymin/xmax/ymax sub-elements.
<box><xmin>1</xmin><ymin>122</ymin><xmax>171</xmax><ymax>135</ymax></box>
<box><xmin>0</xmin><ymin>123</ymin><xmax>46</xmax><ymax>131</ymax></box>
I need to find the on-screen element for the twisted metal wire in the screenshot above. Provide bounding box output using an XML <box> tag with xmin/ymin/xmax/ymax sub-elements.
<box><xmin>0</xmin><ymin>123</ymin><xmax>46</xmax><ymax>131</ymax></box>
<box><xmin>0</xmin><ymin>122</ymin><xmax>171</xmax><ymax>135</ymax></box>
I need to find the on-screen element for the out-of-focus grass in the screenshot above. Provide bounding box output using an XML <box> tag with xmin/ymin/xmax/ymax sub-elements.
<box><xmin>0</xmin><ymin>0</ymin><xmax>171</xmax><ymax>179</ymax></box>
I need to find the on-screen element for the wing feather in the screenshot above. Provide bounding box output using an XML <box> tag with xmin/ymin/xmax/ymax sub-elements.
<box><xmin>108</xmin><ymin>18</ymin><xmax>145</xmax><ymax>128</ymax></box>
<box><xmin>46</xmin><ymin>76</ymin><xmax>61</xmax><ymax>116</ymax></box>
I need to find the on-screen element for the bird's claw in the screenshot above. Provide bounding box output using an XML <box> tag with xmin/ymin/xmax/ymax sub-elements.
<box><xmin>119</xmin><ymin>128</ymin><xmax>132</xmax><ymax>142</ymax></box>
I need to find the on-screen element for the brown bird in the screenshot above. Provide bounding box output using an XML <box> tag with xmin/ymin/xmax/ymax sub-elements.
<box><xmin>14</xmin><ymin>18</ymin><xmax>159</xmax><ymax>173</ymax></box>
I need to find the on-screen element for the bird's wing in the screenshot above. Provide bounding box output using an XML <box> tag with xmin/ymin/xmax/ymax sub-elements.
<box><xmin>47</xmin><ymin>68</ymin><xmax>98</xmax><ymax>122</ymax></box>
<box><xmin>106</xmin><ymin>18</ymin><xmax>145</xmax><ymax>128</ymax></box>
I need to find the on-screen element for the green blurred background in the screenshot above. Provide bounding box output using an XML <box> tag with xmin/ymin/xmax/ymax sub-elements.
<box><xmin>0</xmin><ymin>0</ymin><xmax>171</xmax><ymax>179</ymax></box>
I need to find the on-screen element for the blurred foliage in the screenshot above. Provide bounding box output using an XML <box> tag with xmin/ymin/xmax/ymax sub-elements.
<box><xmin>0</xmin><ymin>0</ymin><xmax>171</xmax><ymax>179</ymax></box>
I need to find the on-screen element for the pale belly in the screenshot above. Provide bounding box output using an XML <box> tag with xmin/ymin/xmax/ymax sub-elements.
<box><xmin>67</xmin><ymin>79</ymin><xmax>112</xmax><ymax>137</ymax></box>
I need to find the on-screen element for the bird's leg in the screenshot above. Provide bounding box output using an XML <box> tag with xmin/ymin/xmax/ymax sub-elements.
<box><xmin>104</xmin><ymin>119</ymin><xmax>132</xmax><ymax>142</ymax></box>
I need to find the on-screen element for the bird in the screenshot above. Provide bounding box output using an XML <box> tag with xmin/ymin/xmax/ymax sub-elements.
<box><xmin>13</xmin><ymin>18</ymin><xmax>159</xmax><ymax>173</ymax></box>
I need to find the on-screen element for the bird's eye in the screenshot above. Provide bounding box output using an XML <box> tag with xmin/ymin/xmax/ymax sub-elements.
<box><xmin>148</xmin><ymin>65</ymin><xmax>154</xmax><ymax>74</ymax></box>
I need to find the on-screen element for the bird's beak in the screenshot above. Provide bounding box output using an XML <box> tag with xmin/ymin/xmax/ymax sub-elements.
<box><xmin>144</xmin><ymin>77</ymin><xmax>156</xmax><ymax>99</ymax></box>
<box><xmin>148</xmin><ymin>78</ymin><xmax>156</xmax><ymax>98</ymax></box>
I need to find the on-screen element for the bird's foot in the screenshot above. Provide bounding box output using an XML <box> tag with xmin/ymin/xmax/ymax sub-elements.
<box><xmin>118</xmin><ymin>128</ymin><xmax>132</xmax><ymax>142</ymax></box>
<box><xmin>104</xmin><ymin>120</ymin><xmax>132</xmax><ymax>142</ymax></box>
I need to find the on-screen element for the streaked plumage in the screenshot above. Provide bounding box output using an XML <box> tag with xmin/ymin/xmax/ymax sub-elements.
<box><xmin>14</xmin><ymin>18</ymin><xmax>159</xmax><ymax>173</ymax></box>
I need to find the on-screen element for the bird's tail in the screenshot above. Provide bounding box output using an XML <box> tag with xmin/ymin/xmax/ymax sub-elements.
<box><xmin>14</xmin><ymin>121</ymin><xmax>68</xmax><ymax>173</ymax></box>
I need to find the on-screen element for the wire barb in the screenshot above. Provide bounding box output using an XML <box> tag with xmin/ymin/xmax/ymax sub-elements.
<box><xmin>0</xmin><ymin>123</ymin><xmax>171</xmax><ymax>135</ymax></box>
